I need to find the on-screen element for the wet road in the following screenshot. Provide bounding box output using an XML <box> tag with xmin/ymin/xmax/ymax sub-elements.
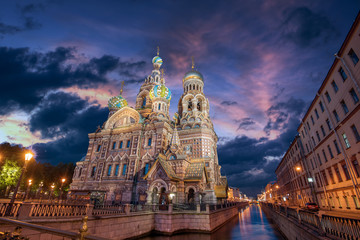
<box><xmin>140</xmin><ymin>204</ymin><xmax>285</xmax><ymax>240</ymax></box>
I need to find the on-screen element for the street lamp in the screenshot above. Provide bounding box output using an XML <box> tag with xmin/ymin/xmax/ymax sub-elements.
<box><xmin>24</xmin><ymin>179</ymin><xmax>32</xmax><ymax>200</ymax></box>
<box><xmin>295</xmin><ymin>166</ymin><xmax>305</xmax><ymax>207</ymax></box>
<box><xmin>296</xmin><ymin>166</ymin><xmax>302</xmax><ymax>171</ymax></box>
<box><xmin>6</xmin><ymin>152</ymin><xmax>33</xmax><ymax>216</ymax></box>
<box><xmin>50</xmin><ymin>183</ymin><xmax>55</xmax><ymax>201</ymax></box>
<box><xmin>59</xmin><ymin>178</ymin><xmax>66</xmax><ymax>201</ymax></box>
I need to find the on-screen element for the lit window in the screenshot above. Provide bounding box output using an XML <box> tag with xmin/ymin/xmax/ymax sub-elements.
<box><xmin>342</xmin><ymin>133</ymin><xmax>351</xmax><ymax>148</ymax></box>
<box><xmin>349</xmin><ymin>88</ymin><xmax>359</xmax><ymax>104</ymax></box>
<box><xmin>325</xmin><ymin>92</ymin><xmax>331</xmax><ymax>103</ymax></box>
<box><xmin>351</xmin><ymin>125</ymin><xmax>360</xmax><ymax>142</ymax></box>
<box><xmin>127</xmin><ymin>140</ymin><xmax>131</xmax><ymax>148</ymax></box>
<box><xmin>112</xmin><ymin>142</ymin><xmax>116</xmax><ymax>149</ymax></box>
<box><xmin>97</xmin><ymin>145</ymin><xmax>101</xmax><ymax>152</ymax></box>
<box><xmin>319</xmin><ymin>101</ymin><xmax>324</xmax><ymax>112</ymax></box>
<box><xmin>119</xmin><ymin>141</ymin><xmax>123</xmax><ymax>149</ymax></box>
<box><xmin>333</xmin><ymin>110</ymin><xmax>340</xmax><ymax>123</ymax></box>
<box><xmin>339</xmin><ymin>67</ymin><xmax>347</xmax><ymax>81</ymax></box>
<box><xmin>348</xmin><ymin>49</ymin><xmax>359</xmax><ymax>65</ymax></box>
<box><xmin>331</xmin><ymin>80</ymin><xmax>338</xmax><ymax>93</ymax></box>
<box><xmin>334</xmin><ymin>140</ymin><xmax>341</xmax><ymax>154</ymax></box>
<box><xmin>148</xmin><ymin>138</ymin><xmax>152</xmax><ymax>146</ymax></box>
<box><xmin>340</xmin><ymin>100</ymin><xmax>349</xmax><ymax>114</ymax></box>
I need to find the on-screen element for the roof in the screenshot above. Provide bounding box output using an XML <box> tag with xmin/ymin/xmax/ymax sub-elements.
<box><xmin>184</xmin><ymin>161</ymin><xmax>206</xmax><ymax>180</ymax></box>
<box><xmin>143</xmin><ymin>153</ymin><xmax>180</xmax><ymax>181</ymax></box>
<box><xmin>214</xmin><ymin>185</ymin><xmax>227</xmax><ymax>198</ymax></box>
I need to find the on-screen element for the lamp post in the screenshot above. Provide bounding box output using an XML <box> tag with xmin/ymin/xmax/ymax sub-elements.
<box><xmin>59</xmin><ymin>178</ymin><xmax>66</xmax><ymax>202</ymax></box>
<box><xmin>24</xmin><ymin>179</ymin><xmax>32</xmax><ymax>201</ymax></box>
<box><xmin>50</xmin><ymin>183</ymin><xmax>55</xmax><ymax>202</ymax></box>
<box><xmin>6</xmin><ymin>152</ymin><xmax>33</xmax><ymax>216</ymax></box>
<box><xmin>295</xmin><ymin>166</ymin><xmax>305</xmax><ymax>207</ymax></box>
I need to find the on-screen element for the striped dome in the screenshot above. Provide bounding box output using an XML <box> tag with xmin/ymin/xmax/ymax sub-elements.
<box><xmin>108</xmin><ymin>95</ymin><xmax>128</xmax><ymax>110</ymax></box>
<box><xmin>183</xmin><ymin>70</ymin><xmax>203</xmax><ymax>82</ymax></box>
<box><xmin>149</xmin><ymin>84</ymin><xmax>171</xmax><ymax>100</ymax></box>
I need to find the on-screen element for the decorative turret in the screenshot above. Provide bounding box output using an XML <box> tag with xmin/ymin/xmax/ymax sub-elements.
<box><xmin>108</xmin><ymin>81</ymin><xmax>128</xmax><ymax>117</ymax></box>
<box><xmin>149</xmin><ymin>69</ymin><xmax>171</xmax><ymax>117</ymax></box>
<box><xmin>183</xmin><ymin>57</ymin><xmax>204</xmax><ymax>94</ymax></box>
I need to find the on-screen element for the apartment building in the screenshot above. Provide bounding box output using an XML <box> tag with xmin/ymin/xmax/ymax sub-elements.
<box><xmin>275</xmin><ymin>12</ymin><xmax>360</xmax><ymax>211</ymax></box>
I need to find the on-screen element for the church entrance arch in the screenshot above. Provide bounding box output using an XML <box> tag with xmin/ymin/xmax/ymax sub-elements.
<box><xmin>188</xmin><ymin>188</ymin><xmax>195</xmax><ymax>204</ymax></box>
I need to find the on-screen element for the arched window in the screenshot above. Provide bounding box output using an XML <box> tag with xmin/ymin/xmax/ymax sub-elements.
<box><xmin>142</xmin><ymin>97</ymin><xmax>146</xmax><ymax>108</ymax></box>
<box><xmin>158</xmin><ymin>103</ymin><xmax>161</xmax><ymax>110</ymax></box>
<box><xmin>196</xmin><ymin>85</ymin><xmax>199</xmax><ymax>91</ymax></box>
<box><xmin>197</xmin><ymin>100</ymin><xmax>202</xmax><ymax>111</ymax></box>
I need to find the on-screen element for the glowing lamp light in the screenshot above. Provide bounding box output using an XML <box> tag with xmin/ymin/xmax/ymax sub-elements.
<box><xmin>61</xmin><ymin>178</ymin><xmax>66</xmax><ymax>183</ymax></box>
<box><xmin>28</xmin><ymin>179</ymin><xmax>32</xmax><ymax>185</ymax></box>
<box><xmin>169</xmin><ymin>193</ymin><xmax>175</xmax><ymax>199</ymax></box>
<box><xmin>283</xmin><ymin>197</ymin><xmax>286</xmax><ymax>201</ymax></box>
<box><xmin>275</xmin><ymin>185</ymin><xmax>279</xmax><ymax>189</ymax></box>
<box><xmin>296</xmin><ymin>166</ymin><xmax>301</xmax><ymax>171</ymax></box>
<box><xmin>25</xmin><ymin>153</ymin><xmax>33</xmax><ymax>161</ymax></box>
<box><xmin>308</xmin><ymin>178</ymin><xmax>314</xmax><ymax>183</ymax></box>
<box><xmin>51</xmin><ymin>183</ymin><xmax>55</xmax><ymax>189</ymax></box>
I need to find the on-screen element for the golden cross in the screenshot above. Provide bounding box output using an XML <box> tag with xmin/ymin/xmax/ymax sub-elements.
<box><xmin>191</xmin><ymin>56</ymin><xmax>195</xmax><ymax>69</ymax></box>
<box><xmin>157</xmin><ymin>46</ymin><xmax>159</xmax><ymax>56</ymax></box>
<box><xmin>120</xmin><ymin>80</ymin><xmax>125</xmax><ymax>95</ymax></box>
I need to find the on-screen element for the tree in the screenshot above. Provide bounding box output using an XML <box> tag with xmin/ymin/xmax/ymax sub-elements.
<box><xmin>0</xmin><ymin>160</ymin><xmax>21</xmax><ymax>196</ymax></box>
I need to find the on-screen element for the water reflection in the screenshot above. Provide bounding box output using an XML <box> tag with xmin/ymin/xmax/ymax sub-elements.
<box><xmin>140</xmin><ymin>204</ymin><xmax>284</xmax><ymax>240</ymax></box>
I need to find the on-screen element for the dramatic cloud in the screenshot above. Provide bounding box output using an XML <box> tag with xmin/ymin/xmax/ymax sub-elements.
<box><xmin>281</xmin><ymin>7</ymin><xmax>337</xmax><ymax>47</ymax></box>
<box><xmin>0</xmin><ymin>46</ymin><xmax>148</xmax><ymax>115</ymax></box>
<box><xmin>236</xmin><ymin>118</ymin><xmax>256</xmax><ymax>130</ymax></box>
<box><xmin>31</xmin><ymin>91</ymin><xmax>108</xmax><ymax>164</ymax></box>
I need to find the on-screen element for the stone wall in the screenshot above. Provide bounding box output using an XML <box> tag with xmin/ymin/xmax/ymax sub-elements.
<box><xmin>1</xmin><ymin>204</ymin><xmax>245</xmax><ymax>240</ymax></box>
<box><xmin>261</xmin><ymin>205</ymin><xmax>329</xmax><ymax>240</ymax></box>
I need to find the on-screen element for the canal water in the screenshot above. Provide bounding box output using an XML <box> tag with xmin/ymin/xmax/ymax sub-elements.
<box><xmin>140</xmin><ymin>204</ymin><xmax>285</xmax><ymax>240</ymax></box>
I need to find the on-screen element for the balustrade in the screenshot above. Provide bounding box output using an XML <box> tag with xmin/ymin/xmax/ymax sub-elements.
<box><xmin>0</xmin><ymin>203</ymin><xmax>22</xmax><ymax>217</ymax></box>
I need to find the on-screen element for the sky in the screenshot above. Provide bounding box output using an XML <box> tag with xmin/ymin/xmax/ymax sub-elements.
<box><xmin>0</xmin><ymin>0</ymin><xmax>359</xmax><ymax>197</ymax></box>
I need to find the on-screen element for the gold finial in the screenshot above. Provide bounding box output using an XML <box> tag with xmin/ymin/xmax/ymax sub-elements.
<box><xmin>120</xmin><ymin>80</ymin><xmax>125</xmax><ymax>95</ymax></box>
<box><xmin>157</xmin><ymin>46</ymin><xmax>159</xmax><ymax>56</ymax></box>
<box><xmin>191</xmin><ymin>56</ymin><xmax>195</xmax><ymax>69</ymax></box>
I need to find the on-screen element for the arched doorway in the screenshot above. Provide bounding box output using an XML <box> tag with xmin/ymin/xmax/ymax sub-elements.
<box><xmin>159</xmin><ymin>187</ymin><xmax>168</xmax><ymax>205</ymax></box>
<box><xmin>188</xmin><ymin>188</ymin><xmax>195</xmax><ymax>204</ymax></box>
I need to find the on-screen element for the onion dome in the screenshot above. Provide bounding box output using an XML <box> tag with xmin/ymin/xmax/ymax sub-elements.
<box><xmin>149</xmin><ymin>84</ymin><xmax>171</xmax><ymax>100</ymax></box>
<box><xmin>108</xmin><ymin>94</ymin><xmax>128</xmax><ymax>110</ymax></box>
<box><xmin>152</xmin><ymin>47</ymin><xmax>163</xmax><ymax>70</ymax></box>
<box><xmin>183</xmin><ymin>69</ymin><xmax>203</xmax><ymax>82</ymax></box>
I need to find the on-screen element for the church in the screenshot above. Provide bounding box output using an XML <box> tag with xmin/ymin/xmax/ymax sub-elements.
<box><xmin>69</xmin><ymin>49</ymin><xmax>228</xmax><ymax>205</ymax></box>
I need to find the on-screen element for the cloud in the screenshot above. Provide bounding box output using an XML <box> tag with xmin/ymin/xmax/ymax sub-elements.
<box><xmin>221</xmin><ymin>101</ymin><xmax>238</xmax><ymax>106</ymax></box>
<box><xmin>236</xmin><ymin>117</ymin><xmax>255</xmax><ymax>130</ymax></box>
<box><xmin>280</xmin><ymin>6</ymin><xmax>337</xmax><ymax>47</ymax></box>
<box><xmin>0</xmin><ymin>46</ymin><xmax>147</xmax><ymax>115</ymax></box>
<box><xmin>30</xmin><ymin>91</ymin><xmax>108</xmax><ymax>164</ymax></box>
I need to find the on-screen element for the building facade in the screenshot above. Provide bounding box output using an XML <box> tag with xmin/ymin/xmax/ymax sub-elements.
<box><xmin>274</xmin><ymin>12</ymin><xmax>360</xmax><ymax>211</ymax></box>
<box><xmin>69</xmin><ymin>51</ymin><xmax>227</xmax><ymax>205</ymax></box>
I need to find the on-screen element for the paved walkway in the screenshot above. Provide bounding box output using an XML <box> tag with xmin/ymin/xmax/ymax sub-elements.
<box><xmin>287</xmin><ymin>205</ymin><xmax>360</xmax><ymax>220</ymax></box>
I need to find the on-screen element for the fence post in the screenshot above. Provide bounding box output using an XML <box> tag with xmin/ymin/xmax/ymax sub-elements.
<box><xmin>17</xmin><ymin>203</ymin><xmax>32</xmax><ymax>220</ymax></box>
<box><xmin>85</xmin><ymin>204</ymin><xmax>94</xmax><ymax>217</ymax></box>
<box><xmin>125</xmin><ymin>204</ymin><xmax>131</xmax><ymax>215</ymax></box>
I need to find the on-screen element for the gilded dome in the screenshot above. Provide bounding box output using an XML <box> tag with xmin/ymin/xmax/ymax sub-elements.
<box><xmin>183</xmin><ymin>69</ymin><xmax>203</xmax><ymax>82</ymax></box>
<box><xmin>108</xmin><ymin>95</ymin><xmax>128</xmax><ymax>110</ymax></box>
<box><xmin>149</xmin><ymin>84</ymin><xmax>171</xmax><ymax>100</ymax></box>
<box><xmin>152</xmin><ymin>56</ymin><xmax>163</xmax><ymax>69</ymax></box>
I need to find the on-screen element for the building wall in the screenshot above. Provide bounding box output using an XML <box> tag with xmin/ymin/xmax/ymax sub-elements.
<box><xmin>274</xmin><ymin>13</ymin><xmax>360</xmax><ymax>212</ymax></box>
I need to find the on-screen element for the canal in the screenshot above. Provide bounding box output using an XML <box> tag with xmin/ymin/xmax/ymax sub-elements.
<box><xmin>140</xmin><ymin>204</ymin><xmax>285</xmax><ymax>240</ymax></box>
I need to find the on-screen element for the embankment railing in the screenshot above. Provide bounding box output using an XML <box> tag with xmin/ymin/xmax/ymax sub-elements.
<box><xmin>261</xmin><ymin>202</ymin><xmax>360</xmax><ymax>240</ymax></box>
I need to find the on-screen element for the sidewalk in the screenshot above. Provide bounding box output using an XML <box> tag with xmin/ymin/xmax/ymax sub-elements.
<box><xmin>286</xmin><ymin>204</ymin><xmax>360</xmax><ymax>220</ymax></box>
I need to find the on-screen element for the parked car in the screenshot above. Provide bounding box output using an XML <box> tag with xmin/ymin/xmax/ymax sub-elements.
<box><xmin>304</xmin><ymin>202</ymin><xmax>319</xmax><ymax>211</ymax></box>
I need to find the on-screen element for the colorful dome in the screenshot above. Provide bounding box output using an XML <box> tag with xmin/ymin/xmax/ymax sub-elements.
<box><xmin>108</xmin><ymin>95</ymin><xmax>128</xmax><ymax>110</ymax></box>
<box><xmin>149</xmin><ymin>84</ymin><xmax>171</xmax><ymax>100</ymax></box>
<box><xmin>152</xmin><ymin>56</ymin><xmax>163</xmax><ymax>69</ymax></box>
<box><xmin>183</xmin><ymin>69</ymin><xmax>203</xmax><ymax>82</ymax></box>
